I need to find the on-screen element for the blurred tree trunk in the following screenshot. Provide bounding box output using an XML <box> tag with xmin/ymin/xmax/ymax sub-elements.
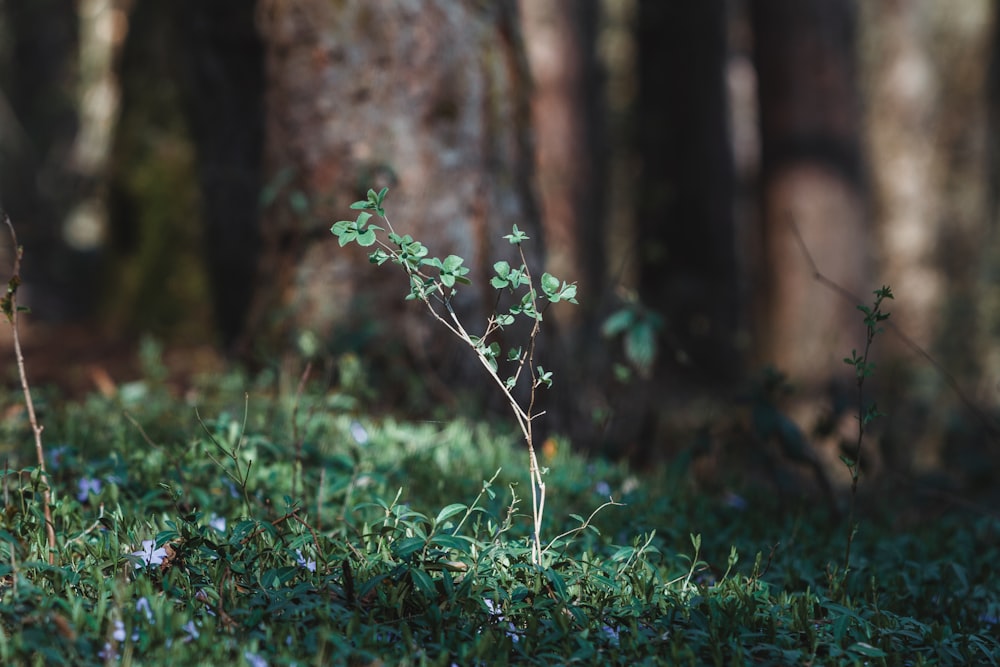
<box><xmin>0</xmin><ymin>0</ymin><xmax>94</xmax><ymax>319</ymax></box>
<box><xmin>519</xmin><ymin>0</ymin><xmax>609</xmax><ymax>444</ymax></box>
<box><xmin>862</xmin><ymin>1</ymin><xmax>995</xmax><ymax>474</ymax></box>
<box><xmin>634</xmin><ymin>0</ymin><xmax>740</xmax><ymax>386</ymax></box>
<box><xmin>861</xmin><ymin>1</ymin><xmax>991</xmax><ymax>369</ymax></box>
<box><xmin>249</xmin><ymin>0</ymin><xmax>541</xmax><ymax>399</ymax></box>
<box><xmin>104</xmin><ymin>1</ymin><xmax>210</xmax><ymax>341</ymax></box>
<box><xmin>750</xmin><ymin>0</ymin><xmax>870</xmax><ymax>387</ymax></box>
<box><xmin>519</xmin><ymin>0</ymin><xmax>605</xmax><ymax>319</ymax></box>
<box><xmin>174</xmin><ymin>0</ymin><xmax>265</xmax><ymax>349</ymax></box>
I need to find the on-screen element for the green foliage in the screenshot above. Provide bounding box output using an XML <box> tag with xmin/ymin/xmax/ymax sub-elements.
<box><xmin>840</xmin><ymin>285</ymin><xmax>893</xmax><ymax>583</ymax></box>
<box><xmin>333</xmin><ymin>187</ymin><xmax>579</xmax><ymax>565</ymax></box>
<box><xmin>0</xmin><ymin>363</ymin><xmax>996</xmax><ymax>665</ymax></box>
<box><xmin>602</xmin><ymin>293</ymin><xmax>664</xmax><ymax>379</ymax></box>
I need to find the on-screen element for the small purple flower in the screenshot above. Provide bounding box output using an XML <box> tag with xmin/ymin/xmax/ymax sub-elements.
<box><xmin>47</xmin><ymin>445</ymin><xmax>69</xmax><ymax>470</ymax></box>
<box><xmin>111</xmin><ymin>619</ymin><xmax>126</xmax><ymax>642</ymax></box>
<box><xmin>136</xmin><ymin>597</ymin><xmax>154</xmax><ymax>623</ymax></box>
<box><xmin>77</xmin><ymin>476</ymin><xmax>102</xmax><ymax>502</ymax></box>
<box><xmin>209</xmin><ymin>515</ymin><xmax>227</xmax><ymax>533</ymax></box>
<box><xmin>98</xmin><ymin>642</ymin><xmax>117</xmax><ymax>661</ymax></box>
<box><xmin>483</xmin><ymin>599</ymin><xmax>519</xmax><ymax>643</ymax></box>
<box><xmin>244</xmin><ymin>651</ymin><xmax>269</xmax><ymax>667</ymax></box>
<box><xmin>349</xmin><ymin>420</ymin><xmax>370</xmax><ymax>445</ymax></box>
<box><xmin>723</xmin><ymin>491</ymin><xmax>748</xmax><ymax>511</ymax></box>
<box><xmin>131</xmin><ymin>540</ymin><xmax>168</xmax><ymax>568</ymax></box>
<box><xmin>295</xmin><ymin>549</ymin><xmax>316</xmax><ymax>572</ymax></box>
<box><xmin>181</xmin><ymin>620</ymin><xmax>200</xmax><ymax>641</ymax></box>
<box><xmin>595</xmin><ymin>481</ymin><xmax>611</xmax><ymax>497</ymax></box>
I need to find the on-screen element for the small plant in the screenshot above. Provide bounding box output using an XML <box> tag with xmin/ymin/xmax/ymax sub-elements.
<box><xmin>840</xmin><ymin>285</ymin><xmax>893</xmax><ymax>577</ymax></box>
<box><xmin>1</xmin><ymin>214</ymin><xmax>56</xmax><ymax>565</ymax></box>
<box><xmin>332</xmin><ymin>187</ymin><xmax>577</xmax><ymax>565</ymax></box>
<box><xmin>602</xmin><ymin>291</ymin><xmax>664</xmax><ymax>380</ymax></box>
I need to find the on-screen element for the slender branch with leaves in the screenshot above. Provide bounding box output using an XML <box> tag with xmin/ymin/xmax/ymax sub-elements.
<box><xmin>1</xmin><ymin>215</ymin><xmax>57</xmax><ymax>564</ymax></box>
<box><xmin>332</xmin><ymin>187</ymin><xmax>577</xmax><ymax>565</ymax></box>
<box><xmin>840</xmin><ymin>285</ymin><xmax>893</xmax><ymax>576</ymax></box>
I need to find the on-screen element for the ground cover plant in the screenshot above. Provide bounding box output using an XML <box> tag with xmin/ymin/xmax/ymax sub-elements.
<box><xmin>0</xmin><ymin>362</ymin><xmax>997</xmax><ymax>666</ymax></box>
<box><xmin>0</xmin><ymin>202</ymin><xmax>997</xmax><ymax>666</ymax></box>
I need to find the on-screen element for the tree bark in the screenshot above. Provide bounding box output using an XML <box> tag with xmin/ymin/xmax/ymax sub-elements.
<box><xmin>863</xmin><ymin>1</ymin><xmax>995</xmax><ymax>473</ymax></box>
<box><xmin>750</xmin><ymin>0</ymin><xmax>870</xmax><ymax>387</ymax></box>
<box><xmin>635</xmin><ymin>0</ymin><xmax>740</xmax><ymax>385</ymax></box>
<box><xmin>0</xmin><ymin>0</ymin><xmax>93</xmax><ymax>320</ymax></box>
<box><xmin>174</xmin><ymin>0</ymin><xmax>266</xmax><ymax>349</ymax></box>
<box><xmin>519</xmin><ymin>0</ymin><xmax>605</xmax><ymax>316</ymax></box>
<box><xmin>250</xmin><ymin>0</ymin><xmax>541</xmax><ymax>396</ymax></box>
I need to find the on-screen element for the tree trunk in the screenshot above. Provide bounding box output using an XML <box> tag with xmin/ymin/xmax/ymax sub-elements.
<box><xmin>519</xmin><ymin>0</ymin><xmax>605</xmax><ymax>317</ymax></box>
<box><xmin>250</xmin><ymin>0</ymin><xmax>540</xmax><ymax>398</ymax></box>
<box><xmin>518</xmin><ymin>0</ymin><xmax>609</xmax><ymax>445</ymax></box>
<box><xmin>750</xmin><ymin>0</ymin><xmax>870</xmax><ymax>387</ymax></box>
<box><xmin>0</xmin><ymin>0</ymin><xmax>95</xmax><ymax>320</ymax></box>
<box><xmin>174</xmin><ymin>0</ymin><xmax>266</xmax><ymax>349</ymax></box>
<box><xmin>634</xmin><ymin>0</ymin><xmax>740</xmax><ymax>386</ymax></box>
<box><xmin>862</xmin><ymin>1</ymin><xmax>995</xmax><ymax>474</ymax></box>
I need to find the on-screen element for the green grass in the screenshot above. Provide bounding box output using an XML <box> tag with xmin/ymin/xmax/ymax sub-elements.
<box><xmin>0</xmin><ymin>356</ymin><xmax>997</xmax><ymax>666</ymax></box>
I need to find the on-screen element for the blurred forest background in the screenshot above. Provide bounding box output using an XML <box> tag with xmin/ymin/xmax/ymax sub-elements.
<box><xmin>1</xmin><ymin>0</ymin><xmax>999</xmax><ymax>496</ymax></box>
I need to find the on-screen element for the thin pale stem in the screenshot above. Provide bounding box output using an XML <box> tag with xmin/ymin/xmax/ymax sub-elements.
<box><xmin>3</xmin><ymin>216</ymin><xmax>56</xmax><ymax>564</ymax></box>
<box><xmin>377</xmin><ymin>217</ymin><xmax>549</xmax><ymax>564</ymax></box>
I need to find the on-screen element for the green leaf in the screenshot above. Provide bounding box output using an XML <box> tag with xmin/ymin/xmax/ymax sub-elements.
<box><xmin>331</xmin><ymin>220</ymin><xmax>353</xmax><ymax>238</ymax></box>
<box><xmin>545</xmin><ymin>568</ymin><xmax>569</xmax><ymax>598</ymax></box>
<box><xmin>848</xmin><ymin>643</ymin><xmax>887</xmax><ymax>658</ymax></box>
<box><xmin>442</xmin><ymin>255</ymin><xmax>466</xmax><ymax>272</ymax></box>
<box><xmin>541</xmin><ymin>272</ymin><xmax>560</xmax><ymax>296</ymax></box>
<box><xmin>429</xmin><ymin>534</ymin><xmax>472</xmax><ymax>551</ymax></box>
<box><xmin>435</xmin><ymin>503</ymin><xmax>468</xmax><ymax>525</ymax></box>
<box><xmin>503</xmin><ymin>224</ymin><xmax>529</xmax><ymax>244</ymax></box>
<box><xmin>491</xmin><ymin>261</ymin><xmax>512</xmax><ymax>289</ymax></box>
<box><xmin>357</xmin><ymin>229</ymin><xmax>377</xmax><ymax>247</ymax></box>
<box><xmin>602</xmin><ymin>309</ymin><xmax>635</xmax><ymax>337</ymax></box>
<box><xmin>392</xmin><ymin>536</ymin><xmax>425</xmax><ymax>560</ymax></box>
<box><xmin>541</xmin><ymin>272</ymin><xmax>578</xmax><ymax>303</ymax></box>
<box><xmin>410</xmin><ymin>567</ymin><xmax>436</xmax><ymax>597</ymax></box>
<box><xmin>355</xmin><ymin>211</ymin><xmax>372</xmax><ymax>228</ymax></box>
<box><xmin>290</xmin><ymin>190</ymin><xmax>309</xmax><ymax>213</ymax></box>
<box><xmin>624</xmin><ymin>322</ymin><xmax>658</xmax><ymax>372</ymax></box>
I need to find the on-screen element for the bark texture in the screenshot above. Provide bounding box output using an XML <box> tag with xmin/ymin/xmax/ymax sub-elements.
<box><xmin>251</xmin><ymin>0</ymin><xmax>540</xmax><ymax>391</ymax></box>
<box><xmin>520</xmin><ymin>0</ymin><xmax>605</xmax><ymax>314</ymax></box>
<box><xmin>751</xmin><ymin>0</ymin><xmax>870</xmax><ymax>386</ymax></box>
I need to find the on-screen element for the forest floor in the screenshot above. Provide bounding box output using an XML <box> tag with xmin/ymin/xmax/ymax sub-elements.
<box><xmin>0</xmin><ymin>326</ymin><xmax>996</xmax><ymax>664</ymax></box>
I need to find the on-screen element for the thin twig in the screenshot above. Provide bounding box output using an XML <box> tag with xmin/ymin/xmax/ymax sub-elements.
<box><xmin>290</xmin><ymin>361</ymin><xmax>313</xmax><ymax>499</ymax></box>
<box><xmin>2</xmin><ymin>215</ymin><xmax>56</xmax><ymax>565</ymax></box>
<box><xmin>788</xmin><ymin>218</ymin><xmax>1000</xmax><ymax>442</ymax></box>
